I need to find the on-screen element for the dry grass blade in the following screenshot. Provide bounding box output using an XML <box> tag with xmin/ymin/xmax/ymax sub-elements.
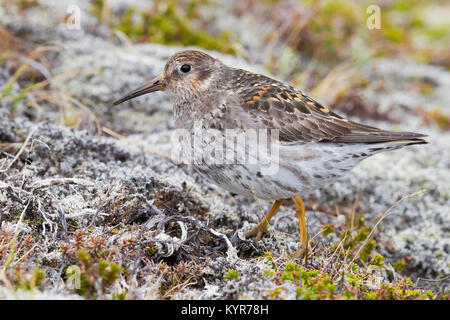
<box><xmin>0</xmin><ymin>125</ymin><xmax>37</xmax><ymax>172</ymax></box>
<box><xmin>29</xmin><ymin>178</ymin><xmax>94</xmax><ymax>190</ymax></box>
<box><xmin>350</xmin><ymin>191</ymin><xmax>360</xmax><ymax>234</ymax></box>
<box><xmin>161</xmin><ymin>276</ymin><xmax>195</xmax><ymax>299</ymax></box>
<box><xmin>0</xmin><ymin>143</ymin><xmax>23</xmax><ymax>155</ymax></box>
<box><xmin>11</xmin><ymin>97</ymin><xmax>43</xmax><ymax>122</ymax></box>
<box><xmin>0</xmin><ymin>63</ymin><xmax>30</xmax><ymax>98</ymax></box>
<box><xmin>347</xmin><ymin>189</ymin><xmax>427</xmax><ymax>268</ymax></box>
<box><xmin>61</xmin><ymin>93</ymin><xmax>102</xmax><ymax>134</ymax></box>
<box><xmin>310</xmin><ymin>62</ymin><xmax>357</xmax><ymax>103</ymax></box>
<box><xmin>10</xmin><ymin>243</ymin><xmax>37</xmax><ymax>267</ymax></box>
<box><xmin>323</xmin><ymin>232</ymin><xmax>348</xmax><ymax>273</ymax></box>
<box><xmin>250</xmin><ymin>185</ymin><xmax>264</xmax><ymax>211</ymax></box>
<box><xmin>1</xmin><ymin>199</ymin><xmax>31</xmax><ymax>271</ymax></box>
<box><xmin>101</xmin><ymin>126</ymin><xmax>124</xmax><ymax>139</ymax></box>
<box><xmin>0</xmin><ymin>42</ymin><xmax>60</xmax><ymax>101</ymax></box>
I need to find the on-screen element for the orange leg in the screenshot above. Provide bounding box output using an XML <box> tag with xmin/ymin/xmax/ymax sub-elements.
<box><xmin>246</xmin><ymin>199</ymin><xmax>284</xmax><ymax>240</ymax></box>
<box><xmin>290</xmin><ymin>195</ymin><xmax>308</xmax><ymax>258</ymax></box>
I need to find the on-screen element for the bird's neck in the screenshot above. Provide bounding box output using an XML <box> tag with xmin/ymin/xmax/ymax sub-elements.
<box><xmin>172</xmin><ymin>95</ymin><xmax>210</xmax><ymax>130</ymax></box>
<box><xmin>171</xmin><ymin>72</ymin><xmax>231</xmax><ymax>130</ymax></box>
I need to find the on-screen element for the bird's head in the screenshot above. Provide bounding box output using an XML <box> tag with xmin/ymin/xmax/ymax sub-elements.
<box><xmin>113</xmin><ymin>50</ymin><xmax>225</xmax><ymax>106</ymax></box>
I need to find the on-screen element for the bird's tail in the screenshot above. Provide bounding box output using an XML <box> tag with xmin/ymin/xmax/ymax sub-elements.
<box><xmin>361</xmin><ymin>132</ymin><xmax>428</xmax><ymax>154</ymax></box>
<box><xmin>332</xmin><ymin>129</ymin><xmax>428</xmax><ymax>145</ymax></box>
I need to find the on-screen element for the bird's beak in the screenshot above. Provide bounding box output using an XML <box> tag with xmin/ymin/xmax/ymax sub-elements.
<box><xmin>113</xmin><ymin>74</ymin><xmax>164</xmax><ymax>105</ymax></box>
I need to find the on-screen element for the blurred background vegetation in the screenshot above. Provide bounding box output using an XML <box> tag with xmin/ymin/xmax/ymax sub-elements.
<box><xmin>2</xmin><ymin>0</ymin><xmax>449</xmax><ymax>89</ymax></box>
<box><xmin>88</xmin><ymin>0</ymin><xmax>450</xmax><ymax>79</ymax></box>
<box><xmin>1</xmin><ymin>0</ymin><xmax>449</xmax><ymax>128</ymax></box>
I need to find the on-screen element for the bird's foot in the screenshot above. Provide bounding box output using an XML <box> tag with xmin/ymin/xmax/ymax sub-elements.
<box><xmin>289</xmin><ymin>246</ymin><xmax>307</xmax><ymax>259</ymax></box>
<box><xmin>246</xmin><ymin>199</ymin><xmax>284</xmax><ymax>241</ymax></box>
<box><xmin>246</xmin><ymin>224</ymin><xmax>269</xmax><ymax>241</ymax></box>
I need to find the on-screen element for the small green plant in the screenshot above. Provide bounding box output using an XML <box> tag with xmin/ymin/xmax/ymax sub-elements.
<box><xmin>146</xmin><ymin>244</ymin><xmax>158</xmax><ymax>256</ymax></box>
<box><xmin>261</xmin><ymin>255</ymin><xmax>440</xmax><ymax>300</ymax></box>
<box><xmin>63</xmin><ymin>249</ymin><xmax>122</xmax><ymax>298</ymax></box>
<box><xmin>263</xmin><ymin>268</ymin><xmax>275</xmax><ymax>278</ymax></box>
<box><xmin>393</xmin><ymin>258</ymin><xmax>407</xmax><ymax>271</ymax></box>
<box><xmin>224</xmin><ymin>269</ymin><xmax>239</xmax><ymax>282</ymax></box>
<box><xmin>369</xmin><ymin>254</ymin><xmax>385</xmax><ymax>267</ymax></box>
<box><xmin>12</xmin><ymin>267</ymin><xmax>45</xmax><ymax>291</ymax></box>
<box><xmin>97</xmin><ymin>259</ymin><xmax>121</xmax><ymax>289</ymax></box>
<box><xmin>268</xmin><ymin>287</ymin><xmax>282</xmax><ymax>298</ymax></box>
<box><xmin>113</xmin><ymin>290</ymin><xmax>128</xmax><ymax>300</ymax></box>
<box><xmin>263</xmin><ymin>251</ymin><xmax>278</xmax><ymax>271</ymax></box>
<box><xmin>365</xmin><ymin>291</ymin><xmax>378</xmax><ymax>300</ymax></box>
<box><xmin>321</xmin><ymin>224</ymin><xmax>334</xmax><ymax>236</ymax></box>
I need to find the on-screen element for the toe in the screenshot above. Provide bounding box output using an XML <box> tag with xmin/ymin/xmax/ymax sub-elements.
<box><xmin>246</xmin><ymin>225</ymin><xmax>268</xmax><ymax>240</ymax></box>
<box><xmin>289</xmin><ymin>246</ymin><xmax>307</xmax><ymax>259</ymax></box>
<box><xmin>246</xmin><ymin>229</ymin><xmax>255</xmax><ymax>238</ymax></box>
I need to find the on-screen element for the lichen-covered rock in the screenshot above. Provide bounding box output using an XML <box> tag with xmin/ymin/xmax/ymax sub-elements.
<box><xmin>0</xmin><ymin>0</ymin><xmax>448</xmax><ymax>299</ymax></box>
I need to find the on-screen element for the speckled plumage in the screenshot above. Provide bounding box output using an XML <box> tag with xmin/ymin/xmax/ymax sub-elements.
<box><xmin>114</xmin><ymin>50</ymin><xmax>427</xmax><ymax>199</ymax></box>
<box><xmin>113</xmin><ymin>50</ymin><xmax>427</xmax><ymax>254</ymax></box>
<box><xmin>141</xmin><ymin>51</ymin><xmax>425</xmax><ymax>199</ymax></box>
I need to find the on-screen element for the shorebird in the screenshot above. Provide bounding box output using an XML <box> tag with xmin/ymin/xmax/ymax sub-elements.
<box><xmin>113</xmin><ymin>50</ymin><xmax>427</xmax><ymax>257</ymax></box>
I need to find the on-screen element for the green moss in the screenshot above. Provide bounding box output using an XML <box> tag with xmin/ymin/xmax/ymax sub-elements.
<box><xmin>404</xmin><ymin>289</ymin><xmax>421</xmax><ymax>298</ymax></box>
<box><xmin>370</xmin><ymin>254</ymin><xmax>385</xmax><ymax>267</ymax></box>
<box><xmin>330</xmin><ymin>212</ymin><xmax>380</xmax><ymax>263</ymax></box>
<box><xmin>281</xmin><ymin>271</ymin><xmax>294</xmax><ymax>282</ymax></box>
<box><xmin>113</xmin><ymin>290</ymin><xmax>128</xmax><ymax>300</ymax></box>
<box><xmin>424</xmin><ymin>25</ymin><xmax>450</xmax><ymax>41</ymax></box>
<box><xmin>29</xmin><ymin>267</ymin><xmax>44</xmax><ymax>290</ymax></box>
<box><xmin>224</xmin><ymin>269</ymin><xmax>239</xmax><ymax>282</ymax></box>
<box><xmin>384</xmin><ymin>25</ymin><xmax>406</xmax><ymax>43</ymax></box>
<box><xmin>365</xmin><ymin>291</ymin><xmax>378</xmax><ymax>300</ymax></box>
<box><xmin>78</xmin><ymin>273</ymin><xmax>92</xmax><ymax>297</ymax></box>
<box><xmin>353</xmin><ymin>229</ymin><xmax>369</xmax><ymax>242</ymax></box>
<box><xmin>263</xmin><ymin>251</ymin><xmax>278</xmax><ymax>271</ymax></box>
<box><xmin>321</xmin><ymin>224</ymin><xmax>335</xmax><ymax>236</ymax></box>
<box><xmin>13</xmin><ymin>267</ymin><xmax>45</xmax><ymax>291</ymax></box>
<box><xmin>281</xmin><ymin>262</ymin><xmax>338</xmax><ymax>299</ymax></box>
<box><xmin>340</xmin><ymin>290</ymin><xmax>357</xmax><ymax>300</ymax></box>
<box><xmin>393</xmin><ymin>258</ymin><xmax>407</xmax><ymax>271</ymax></box>
<box><xmin>359</xmin><ymin>239</ymin><xmax>376</xmax><ymax>261</ymax></box>
<box><xmin>98</xmin><ymin>259</ymin><xmax>121</xmax><ymax>287</ymax></box>
<box><xmin>263</xmin><ymin>268</ymin><xmax>274</xmax><ymax>278</ymax></box>
<box><xmin>146</xmin><ymin>244</ymin><xmax>158</xmax><ymax>256</ymax></box>
<box><xmin>93</xmin><ymin>0</ymin><xmax>236</xmax><ymax>54</ymax></box>
<box><xmin>268</xmin><ymin>287</ymin><xmax>282</xmax><ymax>298</ymax></box>
<box><xmin>346</xmin><ymin>273</ymin><xmax>361</xmax><ymax>288</ymax></box>
<box><xmin>64</xmin><ymin>247</ymin><xmax>123</xmax><ymax>298</ymax></box>
<box><xmin>284</xmin><ymin>262</ymin><xmax>297</xmax><ymax>273</ymax></box>
<box><xmin>405</xmin><ymin>278</ymin><xmax>414</xmax><ymax>286</ymax></box>
<box><xmin>298</xmin><ymin>288</ymin><xmax>317</xmax><ymax>300</ymax></box>
<box><xmin>76</xmin><ymin>249</ymin><xmax>91</xmax><ymax>263</ymax></box>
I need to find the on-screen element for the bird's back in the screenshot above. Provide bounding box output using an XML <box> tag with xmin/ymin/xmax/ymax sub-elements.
<box><xmin>223</xmin><ymin>68</ymin><xmax>427</xmax><ymax>146</ymax></box>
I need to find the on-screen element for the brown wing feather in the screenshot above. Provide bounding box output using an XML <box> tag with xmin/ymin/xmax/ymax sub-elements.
<box><xmin>230</xmin><ymin>69</ymin><xmax>427</xmax><ymax>144</ymax></box>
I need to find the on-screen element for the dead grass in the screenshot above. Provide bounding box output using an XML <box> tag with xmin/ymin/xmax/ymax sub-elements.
<box><xmin>0</xmin><ymin>26</ymin><xmax>103</xmax><ymax>135</ymax></box>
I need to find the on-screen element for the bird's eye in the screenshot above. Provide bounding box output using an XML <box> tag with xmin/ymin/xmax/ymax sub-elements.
<box><xmin>180</xmin><ymin>64</ymin><xmax>191</xmax><ymax>73</ymax></box>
